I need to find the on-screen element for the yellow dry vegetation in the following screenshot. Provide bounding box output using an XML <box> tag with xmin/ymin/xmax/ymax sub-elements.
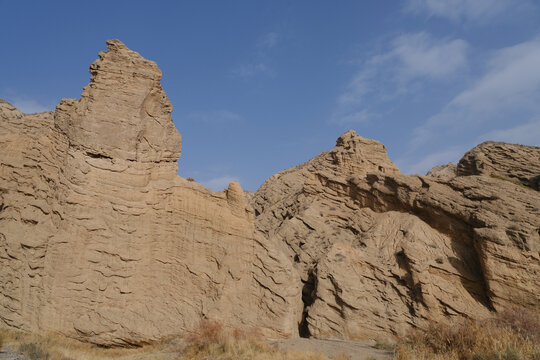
<box><xmin>0</xmin><ymin>321</ymin><xmax>349</xmax><ymax>360</ymax></box>
<box><xmin>395</xmin><ymin>307</ymin><xmax>540</xmax><ymax>360</ymax></box>
<box><xmin>180</xmin><ymin>320</ymin><xmax>347</xmax><ymax>360</ymax></box>
<box><xmin>0</xmin><ymin>328</ymin><xmax>173</xmax><ymax>360</ymax></box>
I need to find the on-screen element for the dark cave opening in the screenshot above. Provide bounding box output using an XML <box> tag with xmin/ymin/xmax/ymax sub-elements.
<box><xmin>298</xmin><ymin>269</ymin><xmax>316</xmax><ymax>338</ymax></box>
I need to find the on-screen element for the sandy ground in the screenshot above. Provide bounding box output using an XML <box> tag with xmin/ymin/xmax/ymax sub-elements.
<box><xmin>276</xmin><ymin>338</ymin><xmax>394</xmax><ymax>360</ymax></box>
<box><xmin>0</xmin><ymin>346</ymin><xmax>24</xmax><ymax>360</ymax></box>
<box><xmin>1</xmin><ymin>338</ymin><xmax>394</xmax><ymax>360</ymax></box>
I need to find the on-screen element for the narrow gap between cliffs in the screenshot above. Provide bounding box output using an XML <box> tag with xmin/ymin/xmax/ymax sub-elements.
<box><xmin>298</xmin><ymin>268</ymin><xmax>316</xmax><ymax>338</ymax></box>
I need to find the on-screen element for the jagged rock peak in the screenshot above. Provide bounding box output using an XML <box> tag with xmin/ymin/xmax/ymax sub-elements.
<box><xmin>54</xmin><ymin>39</ymin><xmax>182</xmax><ymax>163</ymax></box>
<box><xmin>227</xmin><ymin>181</ymin><xmax>249</xmax><ymax>216</ymax></box>
<box><xmin>336</xmin><ymin>129</ymin><xmax>380</xmax><ymax>147</ymax></box>
<box><xmin>329</xmin><ymin>130</ymin><xmax>400</xmax><ymax>176</ymax></box>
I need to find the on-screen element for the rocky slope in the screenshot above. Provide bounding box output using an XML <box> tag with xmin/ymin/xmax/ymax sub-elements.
<box><xmin>253</xmin><ymin>136</ymin><xmax>539</xmax><ymax>339</ymax></box>
<box><xmin>457</xmin><ymin>141</ymin><xmax>540</xmax><ymax>190</ymax></box>
<box><xmin>1</xmin><ymin>40</ymin><xmax>538</xmax><ymax>346</ymax></box>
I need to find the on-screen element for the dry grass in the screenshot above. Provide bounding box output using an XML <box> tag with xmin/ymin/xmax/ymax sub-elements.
<box><xmin>0</xmin><ymin>328</ymin><xmax>176</xmax><ymax>360</ymax></box>
<box><xmin>181</xmin><ymin>319</ymin><xmax>335</xmax><ymax>360</ymax></box>
<box><xmin>489</xmin><ymin>174</ymin><xmax>538</xmax><ymax>192</ymax></box>
<box><xmin>332</xmin><ymin>355</ymin><xmax>351</xmax><ymax>360</ymax></box>
<box><xmin>395</xmin><ymin>307</ymin><xmax>540</xmax><ymax>360</ymax></box>
<box><xmin>0</xmin><ymin>321</ymin><xmax>345</xmax><ymax>360</ymax></box>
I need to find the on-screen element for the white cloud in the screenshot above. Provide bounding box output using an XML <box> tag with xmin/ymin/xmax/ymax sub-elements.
<box><xmin>2</xmin><ymin>96</ymin><xmax>53</xmax><ymax>114</ymax></box>
<box><xmin>334</xmin><ymin>110</ymin><xmax>375</xmax><ymax>124</ymax></box>
<box><xmin>232</xmin><ymin>63</ymin><xmax>273</xmax><ymax>78</ymax></box>
<box><xmin>386</xmin><ymin>33</ymin><xmax>468</xmax><ymax>80</ymax></box>
<box><xmin>405</xmin><ymin>0</ymin><xmax>522</xmax><ymax>23</ymax></box>
<box><xmin>412</xmin><ymin>37</ymin><xmax>540</xmax><ymax>146</ymax></box>
<box><xmin>332</xmin><ymin>32</ymin><xmax>467</xmax><ymax>124</ymax></box>
<box><xmin>398</xmin><ymin>146</ymin><xmax>467</xmax><ymax>175</ymax></box>
<box><xmin>476</xmin><ymin>119</ymin><xmax>540</xmax><ymax>146</ymax></box>
<box><xmin>403</xmin><ymin>118</ymin><xmax>540</xmax><ymax>176</ymax></box>
<box><xmin>258</xmin><ymin>32</ymin><xmax>279</xmax><ymax>49</ymax></box>
<box><xmin>187</xmin><ymin>110</ymin><xmax>242</xmax><ymax>124</ymax></box>
<box><xmin>232</xmin><ymin>32</ymin><xmax>280</xmax><ymax>78</ymax></box>
<box><xmin>202</xmin><ymin>176</ymin><xmax>240</xmax><ymax>192</ymax></box>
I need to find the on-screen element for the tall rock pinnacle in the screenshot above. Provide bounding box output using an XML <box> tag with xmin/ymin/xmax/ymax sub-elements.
<box><xmin>54</xmin><ymin>39</ymin><xmax>182</xmax><ymax>163</ymax></box>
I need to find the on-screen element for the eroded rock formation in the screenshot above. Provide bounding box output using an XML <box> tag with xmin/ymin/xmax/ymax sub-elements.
<box><xmin>426</xmin><ymin>162</ymin><xmax>457</xmax><ymax>179</ymax></box>
<box><xmin>253</xmin><ymin>133</ymin><xmax>539</xmax><ymax>339</ymax></box>
<box><xmin>0</xmin><ymin>40</ymin><xmax>538</xmax><ymax>346</ymax></box>
<box><xmin>458</xmin><ymin>141</ymin><xmax>540</xmax><ymax>190</ymax></box>
<box><xmin>0</xmin><ymin>40</ymin><xmax>300</xmax><ymax>346</ymax></box>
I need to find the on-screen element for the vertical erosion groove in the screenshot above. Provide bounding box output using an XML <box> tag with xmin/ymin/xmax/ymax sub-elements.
<box><xmin>298</xmin><ymin>268</ymin><xmax>316</xmax><ymax>338</ymax></box>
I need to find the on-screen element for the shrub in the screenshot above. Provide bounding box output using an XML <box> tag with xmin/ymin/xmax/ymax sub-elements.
<box><xmin>182</xmin><ymin>319</ymin><xmax>272</xmax><ymax>359</ymax></box>
<box><xmin>496</xmin><ymin>306</ymin><xmax>540</xmax><ymax>340</ymax></box>
<box><xmin>395</xmin><ymin>307</ymin><xmax>540</xmax><ymax>360</ymax></box>
<box><xmin>18</xmin><ymin>342</ymin><xmax>50</xmax><ymax>360</ymax></box>
<box><xmin>374</xmin><ymin>340</ymin><xmax>394</xmax><ymax>351</ymax></box>
<box><xmin>182</xmin><ymin>319</ymin><xmax>335</xmax><ymax>360</ymax></box>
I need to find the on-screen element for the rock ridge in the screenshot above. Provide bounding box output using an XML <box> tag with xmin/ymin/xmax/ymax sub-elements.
<box><xmin>457</xmin><ymin>141</ymin><xmax>540</xmax><ymax>190</ymax></box>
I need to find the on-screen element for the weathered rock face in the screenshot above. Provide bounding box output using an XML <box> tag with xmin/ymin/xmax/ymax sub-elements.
<box><xmin>458</xmin><ymin>141</ymin><xmax>540</xmax><ymax>190</ymax></box>
<box><xmin>0</xmin><ymin>40</ymin><xmax>301</xmax><ymax>346</ymax></box>
<box><xmin>426</xmin><ymin>162</ymin><xmax>457</xmax><ymax>179</ymax></box>
<box><xmin>252</xmin><ymin>133</ymin><xmax>539</xmax><ymax>340</ymax></box>
<box><xmin>1</xmin><ymin>39</ymin><xmax>539</xmax><ymax>346</ymax></box>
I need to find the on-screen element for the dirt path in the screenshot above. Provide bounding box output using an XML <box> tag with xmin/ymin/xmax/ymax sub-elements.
<box><xmin>276</xmin><ymin>338</ymin><xmax>394</xmax><ymax>360</ymax></box>
<box><xmin>0</xmin><ymin>346</ymin><xmax>25</xmax><ymax>360</ymax></box>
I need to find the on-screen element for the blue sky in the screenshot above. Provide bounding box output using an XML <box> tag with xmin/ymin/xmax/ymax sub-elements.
<box><xmin>1</xmin><ymin>0</ymin><xmax>539</xmax><ymax>191</ymax></box>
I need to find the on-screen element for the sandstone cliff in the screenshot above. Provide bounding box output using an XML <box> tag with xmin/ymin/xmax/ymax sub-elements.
<box><xmin>0</xmin><ymin>40</ymin><xmax>301</xmax><ymax>346</ymax></box>
<box><xmin>1</xmin><ymin>40</ymin><xmax>538</xmax><ymax>346</ymax></box>
<box><xmin>253</xmin><ymin>132</ymin><xmax>539</xmax><ymax>340</ymax></box>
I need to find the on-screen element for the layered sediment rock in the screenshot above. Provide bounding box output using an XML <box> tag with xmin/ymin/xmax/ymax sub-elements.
<box><xmin>1</xmin><ymin>40</ymin><xmax>538</xmax><ymax>346</ymax></box>
<box><xmin>253</xmin><ymin>132</ymin><xmax>539</xmax><ymax>339</ymax></box>
<box><xmin>426</xmin><ymin>162</ymin><xmax>457</xmax><ymax>179</ymax></box>
<box><xmin>458</xmin><ymin>141</ymin><xmax>540</xmax><ymax>190</ymax></box>
<box><xmin>0</xmin><ymin>40</ymin><xmax>300</xmax><ymax>346</ymax></box>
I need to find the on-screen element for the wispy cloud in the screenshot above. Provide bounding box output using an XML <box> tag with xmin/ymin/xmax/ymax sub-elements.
<box><xmin>258</xmin><ymin>32</ymin><xmax>279</xmax><ymax>49</ymax></box>
<box><xmin>232</xmin><ymin>63</ymin><xmax>274</xmax><ymax>78</ymax></box>
<box><xmin>476</xmin><ymin>119</ymin><xmax>540</xmax><ymax>146</ymax></box>
<box><xmin>1</xmin><ymin>94</ymin><xmax>53</xmax><ymax>114</ymax></box>
<box><xmin>202</xmin><ymin>176</ymin><xmax>240</xmax><ymax>192</ymax></box>
<box><xmin>332</xmin><ymin>32</ymin><xmax>468</xmax><ymax>124</ymax></box>
<box><xmin>397</xmin><ymin>145</ymin><xmax>467</xmax><ymax>175</ymax></box>
<box><xmin>401</xmin><ymin>118</ymin><xmax>540</xmax><ymax>175</ymax></box>
<box><xmin>411</xmin><ymin>37</ymin><xmax>540</xmax><ymax>147</ymax></box>
<box><xmin>404</xmin><ymin>0</ymin><xmax>531</xmax><ymax>23</ymax></box>
<box><xmin>187</xmin><ymin>110</ymin><xmax>242</xmax><ymax>124</ymax></box>
<box><xmin>232</xmin><ymin>31</ymin><xmax>280</xmax><ymax>78</ymax></box>
<box><xmin>383</xmin><ymin>33</ymin><xmax>468</xmax><ymax>81</ymax></box>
